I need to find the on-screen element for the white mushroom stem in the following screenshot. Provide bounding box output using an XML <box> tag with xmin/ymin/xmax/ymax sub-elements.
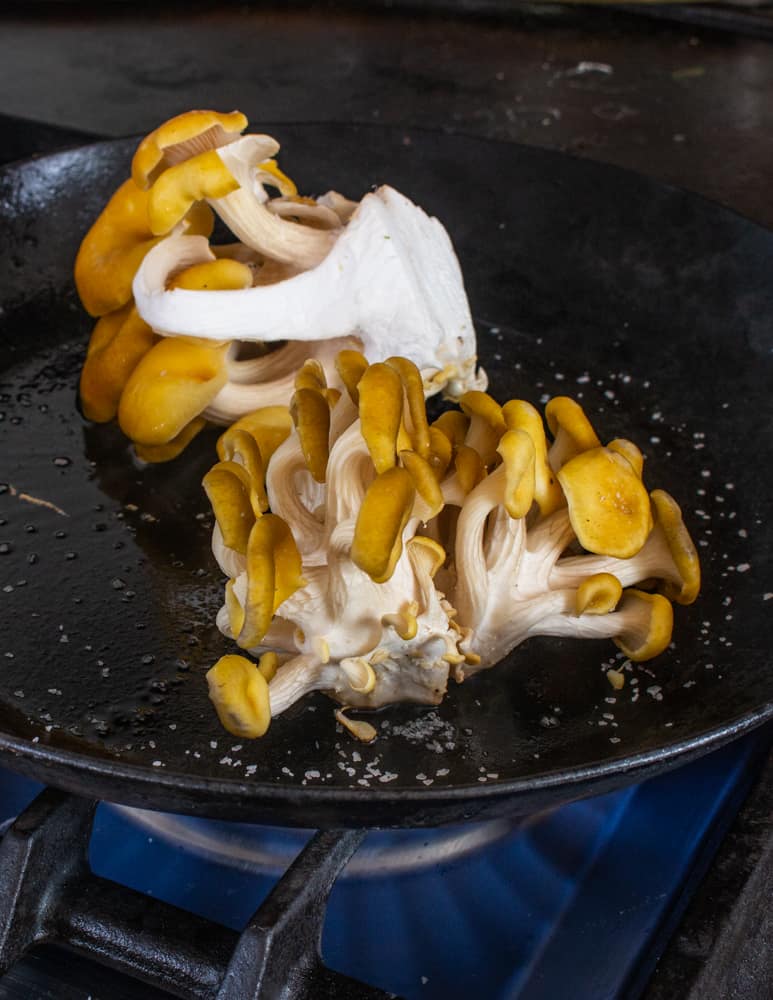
<box><xmin>204</xmin><ymin>336</ymin><xmax>358</xmax><ymax>425</ymax></box>
<box><xmin>132</xmin><ymin>185</ymin><xmax>484</xmax><ymax>392</ymax></box>
<box><xmin>548</xmin><ymin>519</ymin><xmax>680</xmax><ymax>593</ymax></box>
<box><xmin>461</xmin><ymin>587</ymin><xmax>654</xmax><ymax>674</ymax></box>
<box><xmin>214</xmin><ymin>136</ymin><xmax>337</xmax><ymax>269</ymax></box>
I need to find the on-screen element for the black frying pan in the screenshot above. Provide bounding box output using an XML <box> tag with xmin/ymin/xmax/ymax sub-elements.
<box><xmin>0</xmin><ymin>125</ymin><xmax>771</xmax><ymax>828</ymax></box>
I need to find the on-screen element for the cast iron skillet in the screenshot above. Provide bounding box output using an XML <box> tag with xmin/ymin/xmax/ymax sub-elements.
<box><xmin>0</xmin><ymin>125</ymin><xmax>771</xmax><ymax>828</ymax></box>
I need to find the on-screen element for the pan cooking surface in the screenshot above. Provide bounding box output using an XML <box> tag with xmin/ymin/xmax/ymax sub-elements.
<box><xmin>0</xmin><ymin>127</ymin><xmax>771</xmax><ymax>826</ymax></box>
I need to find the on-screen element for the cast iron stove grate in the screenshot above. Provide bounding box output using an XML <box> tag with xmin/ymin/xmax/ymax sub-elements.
<box><xmin>0</xmin><ymin>788</ymin><xmax>394</xmax><ymax>1000</ymax></box>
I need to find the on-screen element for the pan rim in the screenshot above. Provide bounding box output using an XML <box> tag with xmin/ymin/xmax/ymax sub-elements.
<box><xmin>1</xmin><ymin>128</ymin><xmax>771</xmax><ymax>825</ymax></box>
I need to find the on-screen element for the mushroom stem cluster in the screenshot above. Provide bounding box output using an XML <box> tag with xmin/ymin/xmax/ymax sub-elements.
<box><xmin>74</xmin><ymin>109</ymin><xmax>485</xmax><ymax>462</ymax></box>
<box><xmin>204</xmin><ymin>352</ymin><xmax>700</xmax><ymax>741</ymax></box>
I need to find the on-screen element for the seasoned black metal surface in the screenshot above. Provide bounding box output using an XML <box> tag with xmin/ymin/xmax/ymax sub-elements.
<box><xmin>0</xmin><ymin>126</ymin><xmax>771</xmax><ymax>826</ymax></box>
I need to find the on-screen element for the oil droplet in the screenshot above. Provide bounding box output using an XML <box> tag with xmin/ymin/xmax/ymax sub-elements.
<box><xmin>53</xmin><ymin>457</ymin><xmax>71</xmax><ymax>467</ymax></box>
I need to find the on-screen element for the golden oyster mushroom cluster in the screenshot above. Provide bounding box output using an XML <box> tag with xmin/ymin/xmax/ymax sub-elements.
<box><xmin>74</xmin><ymin>109</ymin><xmax>484</xmax><ymax>461</ymax></box>
<box><xmin>204</xmin><ymin>351</ymin><xmax>700</xmax><ymax>741</ymax></box>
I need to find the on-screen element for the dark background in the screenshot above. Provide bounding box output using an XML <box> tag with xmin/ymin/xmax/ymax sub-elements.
<box><xmin>0</xmin><ymin>4</ymin><xmax>771</xmax><ymax>998</ymax></box>
<box><xmin>0</xmin><ymin>1</ymin><xmax>772</xmax><ymax>227</ymax></box>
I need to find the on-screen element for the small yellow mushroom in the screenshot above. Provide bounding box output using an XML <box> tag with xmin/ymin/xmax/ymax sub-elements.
<box><xmin>256</xmin><ymin>159</ymin><xmax>298</xmax><ymax>197</ymax></box>
<box><xmin>169</xmin><ymin>257</ymin><xmax>253</xmax><ymax>291</ymax></box>
<box><xmin>335</xmin><ymin>349</ymin><xmax>369</xmax><ymax>404</ymax></box>
<box><xmin>576</xmin><ymin>573</ymin><xmax>623</xmax><ymax>615</ymax></box>
<box><xmin>453</xmin><ymin>444</ymin><xmax>486</xmax><ymax>495</ymax></box>
<box><xmin>134</xmin><ymin>417</ymin><xmax>208</xmax><ymax>464</ymax></box>
<box><xmin>335</xmin><ymin>708</ymin><xmax>378</xmax><ymax>743</ymax></box>
<box><xmin>382</xmin><ymin>601</ymin><xmax>420</xmax><ymax>641</ymax></box>
<box><xmin>206</xmin><ymin>653</ymin><xmax>271</xmax><ymax>739</ymax></box>
<box><xmin>118</xmin><ymin>337</ymin><xmax>229</xmax><ymax>447</ymax></box>
<box><xmin>406</xmin><ymin>536</ymin><xmax>447</xmax><ymax>578</ymax></box>
<box><xmin>132</xmin><ymin>109</ymin><xmax>249</xmax><ymax>189</ymax></box>
<box><xmin>502</xmin><ymin>399</ymin><xmax>563</xmax><ymax>517</ymax></box>
<box><xmin>459</xmin><ymin>390</ymin><xmax>507</xmax><ymax>467</ymax></box>
<box><xmin>218</xmin><ymin>406</ymin><xmax>293</xmax><ymax>467</ymax></box>
<box><xmin>294</xmin><ymin>358</ymin><xmax>328</xmax><ymax>393</ymax></box>
<box><xmin>558</xmin><ymin>446</ymin><xmax>653</xmax><ymax>559</ymax></box>
<box><xmin>340</xmin><ymin>657</ymin><xmax>377</xmax><ymax>694</ymax></box>
<box><xmin>613</xmin><ymin>589</ymin><xmax>674</xmax><ymax>661</ymax></box>
<box><xmin>74</xmin><ymin>178</ymin><xmax>213</xmax><ymax>318</ymax></box>
<box><xmin>216</xmin><ymin>429</ymin><xmax>269</xmax><ymax>513</ymax></box>
<box><xmin>147</xmin><ymin>149</ymin><xmax>241</xmax><ymax>236</ymax></box>
<box><xmin>496</xmin><ymin>429</ymin><xmax>536</xmax><ymax>519</ymax></box>
<box><xmin>607</xmin><ymin>438</ymin><xmax>645</xmax><ymax>479</ymax></box>
<box><xmin>400</xmin><ymin>450</ymin><xmax>444</xmax><ymax>521</ymax></box>
<box><xmin>650</xmin><ymin>489</ymin><xmax>701</xmax><ymax>605</ymax></box>
<box><xmin>387</xmin><ymin>356</ymin><xmax>431</xmax><ymax>459</ymax></box>
<box><xmin>351</xmin><ymin>466</ymin><xmax>416</xmax><ymax>583</ymax></box>
<box><xmin>357</xmin><ymin>362</ymin><xmax>404</xmax><ymax>474</ymax></box>
<box><xmin>427</xmin><ymin>426</ymin><xmax>453</xmax><ymax>480</ymax></box>
<box><xmin>290</xmin><ymin>387</ymin><xmax>331</xmax><ymax>483</ymax></box>
<box><xmin>432</xmin><ymin>410</ymin><xmax>469</xmax><ymax>450</ymax></box>
<box><xmin>237</xmin><ymin>513</ymin><xmax>305</xmax><ymax>648</ymax></box>
<box><xmin>79</xmin><ymin>302</ymin><xmax>158</xmax><ymax>423</ymax></box>
<box><xmin>258</xmin><ymin>650</ymin><xmax>280</xmax><ymax>682</ymax></box>
<box><xmin>203</xmin><ymin>460</ymin><xmax>258</xmax><ymax>555</ymax></box>
<box><xmin>545</xmin><ymin>396</ymin><xmax>601</xmax><ymax>472</ymax></box>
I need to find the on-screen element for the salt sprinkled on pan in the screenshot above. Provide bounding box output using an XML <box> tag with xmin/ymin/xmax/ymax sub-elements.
<box><xmin>390</xmin><ymin>711</ymin><xmax>456</xmax><ymax>751</ymax></box>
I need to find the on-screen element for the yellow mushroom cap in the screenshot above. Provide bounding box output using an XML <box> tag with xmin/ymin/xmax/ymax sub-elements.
<box><xmin>74</xmin><ymin>178</ymin><xmax>210</xmax><ymax>318</ymax></box>
<box><xmin>258</xmin><ymin>650</ymin><xmax>280</xmax><ymax>683</ymax></box>
<box><xmin>335</xmin><ymin>349</ymin><xmax>369</xmax><ymax>404</ymax></box>
<box><xmin>607</xmin><ymin>438</ymin><xmax>645</xmax><ymax>479</ymax></box>
<box><xmin>169</xmin><ymin>257</ymin><xmax>253</xmax><ymax>291</ymax></box>
<box><xmin>134</xmin><ymin>417</ymin><xmax>207</xmax><ymax>464</ymax></box>
<box><xmin>453</xmin><ymin>444</ymin><xmax>486</xmax><ymax>495</ymax></box>
<box><xmin>236</xmin><ymin>514</ymin><xmax>305</xmax><ymax>648</ymax></box>
<box><xmin>458</xmin><ymin>390</ymin><xmax>507</xmax><ymax>466</ymax></box>
<box><xmin>400</xmin><ymin>449</ymin><xmax>444</xmax><ymax>520</ymax></box>
<box><xmin>351</xmin><ymin>466</ymin><xmax>416</xmax><ymax>583</ymax></box>
<box><xmin>651</xmin><ymin>489</ymin><xmax>701</xmax><ymax>605</ymax></box>
<box><xmin>431</xmin><ymin>410</ymin><xmax>470</xmax><ymax>450</ymax></box>
<box><xmin>215</xmin><ymin>428</ymin><xmax>269</xmax><ymax>513</ymax></box>
<box><xmin>502</xmin><ymin>399</ymin><xmax>563</xmax><ymax>517</ymax></box>
<box><xmin>147</xmin><ymin>148</ymin><xmax>241</xmax><ymax>236</ymax></box>
<box><xmin>290</xmin><ymin>387</ymin><xmax>331</xmax><ymax>483</ymax></box>
<box><xmin>496</xmin><ymin>429</ymin><xmax>536</xmax><ymax>519</ymax></box>
<box><xmin>545</xmin><ymin>396</ymin><xmax>601</xmax><ymax>470</ymax></box>
<box><xmin>576</xmin><ymin>572</ymin><xmax>623</xmax><ymax>616</ymax></box>
<box><xmin>203</xmin><ymin>459</ymin><xmax>259</xmax><ymax>555</ymax></box>
<box><xmin>613</xmin><ymin>589</ymin><xmax>674</xmax><ymax>661</ymax></box>
<box><xmin>117</xmin><ymin>337</ymin><xmax>229</xmax><ymax>446</ymax></box>
<box><xmin>357</xmin><ymin>362</ymin><xmax>404</xmax><ymax>474</ymax></box>
<box><xmin>294</xmin><ymin>358</ymin><xmax>328</xmax><ymax>393</ymax></box>
<box><xmin>406</xmin><ymin>535</ymin><xmax>447</xmax><ymax>578</ymax></box>
<box><xmin>458</xmin><ymin>391</ymin><xmax>506</xmax><ymax>434</ymax></box>
<box><xmin>427</xmin><ymin>426</ymin><xmax>453</xmax><ymax>481</ymax></box>
<box><xmin>206</xmin><ymin>653</ymin><xmax>271</xmax><ymax>739</ymax></box>
<box><xmin>558</xmin><ymin>446</ymin><xmax>653</xmax><ymax>559</ymax></box>
<box><xmin>387</xmin><ymin>356</ymin><xmax>431</xmax><ymax>459</ymax></box>
<box><xmin>217</xmin><ymin>406</ymin><xmax>293</xmax><ymax>467</ymax></box>
<box><xmin>79</xmin><ymin>303</ymin><xmax>157</xmax><ymax>423</ymax></box>
<box><xmin>132</xmin><ymin>109</ymin><xmax>249</xmax><ymax>189</ymax></box>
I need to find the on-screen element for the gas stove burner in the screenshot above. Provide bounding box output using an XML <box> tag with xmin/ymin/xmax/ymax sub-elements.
<box><xmin>109</xmin><ymin>805</ymin><xmax>524</xmax><ymax>877</ymax></box>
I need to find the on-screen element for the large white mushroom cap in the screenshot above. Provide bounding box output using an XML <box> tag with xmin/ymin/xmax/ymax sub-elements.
<box><xmin>133</xmin><ymin>184</ymin><xmax>484</xmax><ymax>395</ymax></box>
